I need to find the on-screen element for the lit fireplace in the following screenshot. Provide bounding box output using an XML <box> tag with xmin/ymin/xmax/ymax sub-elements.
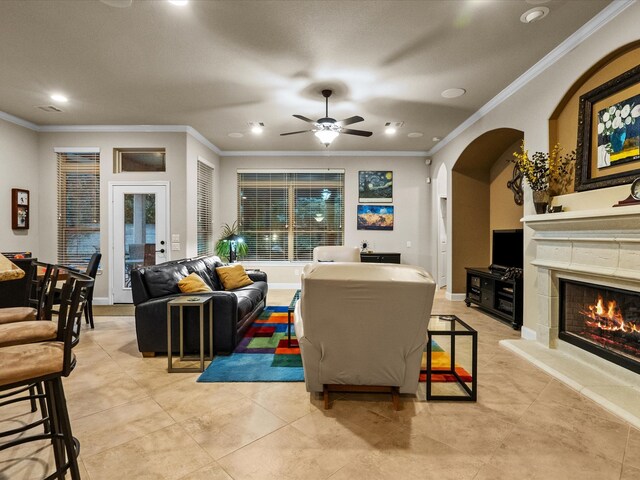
<box><xmin>559</xmin><ymin>279</ymin><xmax>640</xmax><ymax>374</ymax></box>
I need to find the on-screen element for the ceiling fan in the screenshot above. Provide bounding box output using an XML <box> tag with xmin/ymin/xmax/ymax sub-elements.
<box><xmin>280</xmin><ymin>89</ymin><xmax>373</xmax><ymax>147</ymax></box>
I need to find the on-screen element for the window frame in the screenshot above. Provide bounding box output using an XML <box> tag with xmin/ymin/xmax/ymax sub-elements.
<box><xmin>56</xmin><ymin>148</ymin><xmax>101</xmax><ymax>270</ymax></box>
<box><xmin>237</xmin><ymin>169</ymin><xmax>345</xmax><ymax>262</ymax></box>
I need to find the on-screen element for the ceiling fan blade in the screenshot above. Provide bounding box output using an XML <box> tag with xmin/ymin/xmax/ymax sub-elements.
<box><xmin>280</xmin><ymin>130</ymin><xmax>312</xmax><ymax>136</ymax></box>
<box><xmin>337</xmin><ymin>116</ymin><xmax>364</xmax><ymax>126</ymax></box>
<box><xmin>341</xmin><ymin>128</ymin><xmax>373</xmax><ymax>137</ymax></box>
<box><xmin>293</xmin><ymin>114</ymin><xmax>317</xmax><ymax>124</ymax></box>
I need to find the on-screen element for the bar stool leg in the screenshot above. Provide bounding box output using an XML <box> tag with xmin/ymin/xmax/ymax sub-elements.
<box><xmin>35</xmin><ymin>382</ymin><xmax>51</xmax><ymax>434</ymax></box>
<box><xmin>44</xmin><ymin>380</ymin><xmax>65</xmax><ymax>479</ymax></box>
<box><xmin>52</xmin><ymin>378</ymin><xmax>81</xmax><ymax>480</ymax></box>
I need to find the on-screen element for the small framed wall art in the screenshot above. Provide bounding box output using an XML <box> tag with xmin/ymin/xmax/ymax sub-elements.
<box><xmin>357</xmin><ymin>205</ymin><xmax>394</xmax><ymax>231</ymax></box>
<box><xmin>358</xmin><ymin>171</ymin><xmax>393</xmax><ymax>203</ymax></box>
<box><xmin>11</xmin><ymin>188</ymin><xmax>29</xmax><ymax>230</ymax></box>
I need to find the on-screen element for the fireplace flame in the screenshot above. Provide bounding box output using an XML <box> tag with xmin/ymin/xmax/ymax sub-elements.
<box><xmin>580</xmin><ymin>295</ymin><xmax>640</xmax><ymax>333</ymax></box>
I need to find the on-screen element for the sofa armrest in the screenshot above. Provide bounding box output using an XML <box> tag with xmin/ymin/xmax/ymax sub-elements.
<box><xmin>131</xmin><ymin>268</ymin><xmax>150</xmax><ymax>305</ymax></box>
<box><xmin>247</xmin><ymin>270</ymin><xmax>267</xmax><ymax>283</ymax></box>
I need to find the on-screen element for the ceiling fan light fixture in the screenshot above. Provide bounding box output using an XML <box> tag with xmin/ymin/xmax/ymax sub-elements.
<box><xmin>168</xmin><ymin>0</ymin><xmax>189</xmax><ymax>6</ymax></box>
<box><xmin>314</xmin><ymin>129</ymin><xmax>339</xmax><ymax>147</ymax></box>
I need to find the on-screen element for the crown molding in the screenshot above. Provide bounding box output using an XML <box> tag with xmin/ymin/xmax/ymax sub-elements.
<box><xmin>220</xmin><ymin>150</ymin><xmax>428</xmax><ymax>157</ymax></box>
<box><xmin>428</xmin><ymin>0</ymin><xmax>636</xmax><ymax>157</ymax></box>
<box><xmin>0</xmin><ymin>111</ymin><xmax>39</xmax><ymax>131</ymax></box>
<box><xmin>39</xmin><ymin>124</ymin><xmax>189</xmax><ymax>133</ymax></box>
<box><xmin>186</xmin><ymin>126</ymin><xmax>222</xmax><ymax>156</ymax></box>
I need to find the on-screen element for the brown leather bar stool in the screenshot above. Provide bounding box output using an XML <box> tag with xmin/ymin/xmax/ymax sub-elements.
<box><xmin>0</xmin><ymin>270</ymin><xmax>93</xmax><ymax>480</ymax></box>
<box><xmin>0</xmin><ymin>262</ymin><xmax>54</xmax><ymax>415</ymax></box>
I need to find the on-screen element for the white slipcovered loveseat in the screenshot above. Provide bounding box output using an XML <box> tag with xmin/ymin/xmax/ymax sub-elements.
<box><xmin>294</xmin><ymin>262</ymin><xmax>436</xmax><ymax>404</ymax></box>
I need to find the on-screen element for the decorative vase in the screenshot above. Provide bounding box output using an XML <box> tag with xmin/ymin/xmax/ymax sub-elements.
<box><xmin>532</xmin><ymin>190</ymin><xmax>549</xmax><ymax>214</ymax></box>
<box><xmin>610</xmin><ymin>127</ymin><xmax>627</xmax><ymax>153</ymax></box>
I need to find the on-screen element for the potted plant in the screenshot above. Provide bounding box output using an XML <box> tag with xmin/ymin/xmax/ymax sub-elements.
<box><xmin>215</xmin><ymin>221</ymin><xmax>248</xmax><ymax>262</ymax></box>
<box><xmin>511</xmin><ymin>142</ymin><xmax>575</xmax><ymax>213</ymax></box>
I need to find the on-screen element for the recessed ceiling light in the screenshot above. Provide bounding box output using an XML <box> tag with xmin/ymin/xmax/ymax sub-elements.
<box><xmin>520</xmin><ymin>6</ymin><xmax>549</xmax><ymax>23</ymax></box>
<box><xmin>441</xmin><ymin>88</ymin><xmax>466</xmax><ymax>99</ymax></box>
<box><xmin>249</xmin><ymin>122</ymin><xmax>264</xmax><ymax>134</ymax></box>
<box><xmin>168</xmin><ymin>0</ymin><xmax>188</xmax><ymax>5</ymax></box>
<box><xmin>385</xmin><ymin>121</ymin><xmax>403</xmax><ymax>135</ymax></box>
<box><xmin>385</xmin><ymin>127</ymin><xmax>397</xmax><ymax>135</ymax></box>
<box><xmin>407</xmin><ymin>132</ymin><xmax>424</xmax><ymax>138</ymax></box>
<box><xmin>228</xmin><ymin>132</ymin><xmax>244</xmax><ymax>138</ymax></box>
<box><xmin>50</xmin><ymin>94</ymin><xmax>68</xmax><ymax>103</ymax></box>
<box><xmin>432</xmin><ymin>136</ymin><xmax>442</xmax><ymax>142</ymax></box>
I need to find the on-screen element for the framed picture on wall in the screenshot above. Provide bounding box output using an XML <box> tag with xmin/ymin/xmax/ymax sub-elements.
<box><xmin>358</xmin><ymin>171</ymin><xmax>393</xmax><ymax>203</ymax></box>
<box><xmin>575</xmin><ymin>64</ymin><xmax>640</xmax><ymax>192</ymax></box>
<box><xmin>11</xmin><ymin>188</ymin><xmax>29</xmax><ymax>230</ymax></box>
<box><xmin>357</xmin><ymin>205</ymin><xmax>394</xmax><ymax>230</ymax></box>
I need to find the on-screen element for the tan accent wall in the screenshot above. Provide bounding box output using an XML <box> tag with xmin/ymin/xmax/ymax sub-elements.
<box><xmin>489</xmin><ymin>140</ymin><xmax>524</xmax><ymax>237</ymax></box>
<box><xmin>451</xmin><ymin>170</ymin><xmax>490</xmax><ymax>293</ymax></box>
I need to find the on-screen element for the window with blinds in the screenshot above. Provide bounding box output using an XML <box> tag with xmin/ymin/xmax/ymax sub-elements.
<box><xmin>238</xmin><ymin>170</ymin><xmax>344</xmax><ymax>261</ymax></box>
<box><xmin>197</xmin><ymin>161</ymin><xmax>214</xmax><ymax>256</ymax></box>
<box><xmin>56</xmin><ymin>151</ymin><xmax>101</xmax><ymax>269</ymax></box>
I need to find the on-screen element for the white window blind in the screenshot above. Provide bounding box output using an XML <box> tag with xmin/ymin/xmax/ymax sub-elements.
<box><xmin>197</xmin><ymin>161</ymin><xmax>214</xmax><ymax>256</ymax></box>
<box><xmin>238</xmin><ymin>171</ymin><xmax>344</xmax><ymax>261</ymax></box>
<box><xmin>56</xmin><ymin>151</ymin><xmax>101</xmax><ymax>268</ymax></box>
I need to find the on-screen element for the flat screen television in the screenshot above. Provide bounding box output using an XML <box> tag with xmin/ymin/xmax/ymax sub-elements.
<box><xmin>491</xmin><ymin>229</ymin><xmax>523</xmax><ymax>270</ymax></box>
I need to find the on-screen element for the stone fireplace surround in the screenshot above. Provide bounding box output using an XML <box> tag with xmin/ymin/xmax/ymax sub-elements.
<box><xmin>501</xmin><ymin>205</ymin><xmax>640</xmax><ymax>428</ymax></box>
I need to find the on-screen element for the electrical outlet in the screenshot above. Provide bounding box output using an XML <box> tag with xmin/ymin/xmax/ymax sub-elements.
<box><xmin>406</xmin><ymin>241</ymin><xmax>412</xmax><ymax>248</ymax></box>
<box><xmin>294</xmin><ymin>269</ymin><xmax>300</xmax><ymax>276</ymax></box>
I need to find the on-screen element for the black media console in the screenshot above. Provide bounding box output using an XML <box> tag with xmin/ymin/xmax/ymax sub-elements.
<box><xmin>465</xmin><ymin>267</ymin><xmax>522</xmax><ymax>330</ymax></box>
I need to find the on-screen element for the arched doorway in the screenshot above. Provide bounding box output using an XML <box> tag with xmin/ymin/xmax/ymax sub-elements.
<box><xmin>450</xmin><ymin>128</ymin><xmax>524</xmax><ymax>295</ymax></box>
<box><xmin>436</xmin><ymin>164</ymin><xmax>448</xmax><ymax>288</ymax></box>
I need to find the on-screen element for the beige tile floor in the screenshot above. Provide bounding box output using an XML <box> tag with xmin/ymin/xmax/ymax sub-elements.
<box><xmin>2</xmin><ymin>289</ymin><xmax>639</xmax><ymax>480</ymax></box>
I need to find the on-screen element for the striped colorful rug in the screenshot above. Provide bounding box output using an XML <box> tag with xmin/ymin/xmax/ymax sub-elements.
<box><xmin>198</xmin><ymin>306</ymin><xmax>303</xmax><ymax>382</ymax></box>
<box><xmin>198</xmin><ymin>306</ymin><xmax>471</xmax><ymax>383</ymax></box>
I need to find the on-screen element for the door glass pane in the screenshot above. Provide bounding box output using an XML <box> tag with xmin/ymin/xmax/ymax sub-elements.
<box><xmin>123</xmin><ymin>193</ymin><xmax>156</xmax><ymax>288</ymax></box>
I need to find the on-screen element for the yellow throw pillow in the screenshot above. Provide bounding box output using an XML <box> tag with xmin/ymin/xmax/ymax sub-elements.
<box><xmin>178</xmin><ymin>273</ymin><xmax>213</xmax><ymax>293</ymax></box>
<box><xmin>215</xmin><ymin>264</ymin><xmax>254</xmax><ymax>290</ymax></box>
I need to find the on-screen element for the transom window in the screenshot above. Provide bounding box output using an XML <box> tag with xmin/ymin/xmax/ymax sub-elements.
<box><xmin>237</xmin><ymin>170</ymin><xmax>344</xmax><ymax>261</ymax></box>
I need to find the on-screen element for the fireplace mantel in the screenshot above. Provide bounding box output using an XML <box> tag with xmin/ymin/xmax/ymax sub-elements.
<box><xmin>523</xmin><ymin>206</ymin><xmax>640</xmax><ymax>284</ymax></box>
<box><xmin>523</xmin><ymin>204</ymin><xmax>640</xmax><ymax>233</ymax></box>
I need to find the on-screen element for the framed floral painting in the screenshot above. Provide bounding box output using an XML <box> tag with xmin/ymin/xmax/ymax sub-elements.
<box><xmin>575</xmin><ymin>64</ymin><xmax>640</xmax><ymax>191</ymax></box>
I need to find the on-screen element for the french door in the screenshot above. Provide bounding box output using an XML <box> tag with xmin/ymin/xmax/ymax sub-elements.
<box><xmin>111</xmin><ymin>184</ymin><xmax>169</xmax><ymax>303</ymax></box>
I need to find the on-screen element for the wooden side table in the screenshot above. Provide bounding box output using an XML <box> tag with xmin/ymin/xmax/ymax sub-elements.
<box><xmin>167</xmin><ymin>294</ymin><xmax>214</xmax><ymax>373</ymax></box>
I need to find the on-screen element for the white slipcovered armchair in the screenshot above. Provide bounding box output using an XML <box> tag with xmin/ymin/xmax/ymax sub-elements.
<box><xmin>294</xmin><ymin>262</ymin><xmax>436</xmax><ymax>408</ymax></box>
<box><xmin>312</xmin><ymin>246</ymin><xmax>361</xmax><ymax>263</ymax></box>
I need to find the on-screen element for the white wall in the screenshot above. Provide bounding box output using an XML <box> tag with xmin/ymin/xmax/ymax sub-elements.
<box><xmin>37</xmin><ymin>131</ymin><xmax>190</xmax><ymax>301</ymax></box>
<box><xmin>0</xmin><ymin>118</ymin><xmax>39</xmax><ymax>254</ymax></box>
<box><xmin>219</xmin><ymin>155</ymin><xmax>433</xmax><ymax>286</ymax></box>
<box><xmin>430</xmin><ymin>4</ymin><xmax>640</xmax><ymax>333</ymax></box>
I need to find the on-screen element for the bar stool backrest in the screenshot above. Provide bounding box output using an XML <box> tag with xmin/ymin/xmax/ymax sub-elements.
<box><xmin>56</xmin><ymin>271</ymin><xmax>94</xmax><ymax>376</ymax></box>
<box><xmin>30</xmin><ymin>261</ymin><xmax>53</xmax><ymax>320</ymax></box>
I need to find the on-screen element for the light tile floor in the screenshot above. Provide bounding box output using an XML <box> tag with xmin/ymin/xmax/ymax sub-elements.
<box><xmin>1</xmin><ymin>289</ymin><xmax>639</xmax><ymax>479</ymax></box>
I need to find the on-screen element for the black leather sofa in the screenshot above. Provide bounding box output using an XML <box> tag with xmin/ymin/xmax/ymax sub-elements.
<box><xmin>131</xmin><ymin>256</ymin><xmax>267</xmax><ymax>356</ymax></box>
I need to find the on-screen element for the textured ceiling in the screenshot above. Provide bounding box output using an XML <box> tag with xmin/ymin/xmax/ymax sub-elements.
<box><xmin>0</xmin><ymin>0</ymin><xmax>611</xmax><ymax>152</ymax></box>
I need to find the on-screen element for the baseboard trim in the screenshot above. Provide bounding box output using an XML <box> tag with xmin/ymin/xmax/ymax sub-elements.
<box><xmin>520</xmin><ymin>326</ymin><xmax>537</xmax><ymax>340</ymax></box>
<box><xmin>93</xmin><ymin>297</ymin><xmax>110</xmax><ymax>306</ymax></box>
<box><xmin>445</xmin><ymin>292</ymin><xmax>466</xmax><ymax>301</ymax></box>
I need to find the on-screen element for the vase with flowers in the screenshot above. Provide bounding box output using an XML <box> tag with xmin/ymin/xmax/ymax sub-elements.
<box><xmin>511</xmin><ymin>142</ymin><xmax>575</xmax><ymax>214</ymax></box>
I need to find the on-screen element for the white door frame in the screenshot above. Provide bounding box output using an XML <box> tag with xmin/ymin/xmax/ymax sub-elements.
<box><xmin>108</xmin><ymin>181</ymin><xmax>171</xmax><ymax>304</ymax></box>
